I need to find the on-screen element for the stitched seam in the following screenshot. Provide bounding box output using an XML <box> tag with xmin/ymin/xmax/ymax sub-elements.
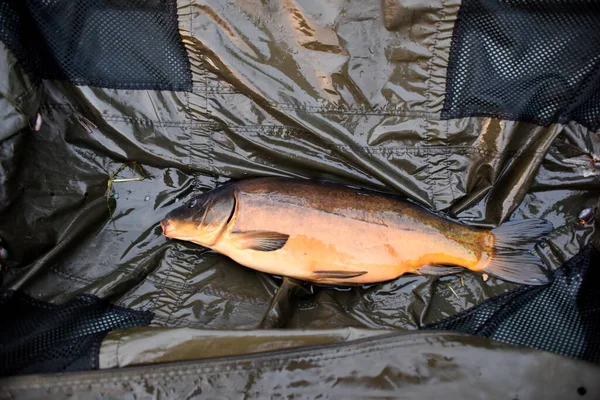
<box><xmin>140</xmin><ymin>258</ymin><xmax>177</xmax><ymax>311</ymax></box>
<box><xmin>103</xmin><ymin>115</ymin><xmax>210</xmax><ymax>128</ymax></box>
<box><xmin>165</xmin><ymin>262</ymin><xmax>190</xmax><ymax>327</ymax></box>
<box><xmin>431</xmin><ymin>9</ymin><xmax>449</xmax><ymax>203</ymax></box>
<box><xmin>115</xmin><ymin>330</ymin><xmax>123</xmax><ymax>369</ymax></box>
<box><xmin>143</xmin><ymin>282</ymin><xmax>271</xmax><ymax>303</ymax></box>
<box><xmin>13</xmin><ymin>85</ymin><xmax>41</xmax><ymax>105</ymax></box>
<box><xmin>165</xmin><ymin>294</ymin><xmax>183</xmax><ymax>326</ymax></box>
<box><xmin>425</xmin><ymin>0</ymin><xmax>447</xmax><ymax>110</ymax></box>
<box><xmin>7</xmin><ymin>143</ymin><xmax>552</xmax><ymax>159</ymax></box>
<box><xmin>205</xmin><ymin>84</ymin><xmax>240</xmax><ymax>94</ymax></box>
<box><xmin>296</xmin><ymin>300</ymin><xmax>351</xmax><ymax>312</ymax></box>
<box><xmin>49</xmin><ymin>267</ymin><xmax>95</xmax><ymax>285</ymax></box>
<box><xmin>39</xmin><ymin>101</ymin><xmax>600</xmax><ymax>134</ymax></box>
<box><xmin>268</xmin><ymin>103</ymin><xmax>438</xmax><ymax>117</ymax></box>
<box><xmin>445</xmin><ymin>122</ymin><xmax>456</xmax><ymax>202</ymax></box>
<box><xmin>199</xmin><ymin>288</ymin><xmax>272</xmax><ymax>304</ymax></box>
<box><xmin>183</xmin><ymin>0</ymin><xmax>192</xmax><ymax>128</ymax></box>
<box><xmin>188</xmin><ymin>0</ymin><xmax>195</xmax><ymax>171</ymax></box>
<box><xmin>89</xmin><ymin>333</ymin><xmax>105</xmax><ymax>370</ymax></box>
<box><xmin>423</xmin><ymin>0</ymin><xmax>448</xmax><ymax>203</ymax></box>
<box><xmin>39</xmin><ymin>103</ymin><xmax>215</xmax><ymax>128</ymax></box>
<box><xmin>8</xmin><ymin>336</ymin><xmax>461</xmax><ymax>388</ymax></box>
<box><xmin>148</xmin><ymin>314</ymin><xmax>244</xmax><ymax>328</ymax></box>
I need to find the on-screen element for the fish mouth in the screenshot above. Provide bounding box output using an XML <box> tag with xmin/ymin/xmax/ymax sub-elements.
<box><xmin>160</xmin><ymin>219</ymin><xmax>172</xmax><ymax>237</ymax></box>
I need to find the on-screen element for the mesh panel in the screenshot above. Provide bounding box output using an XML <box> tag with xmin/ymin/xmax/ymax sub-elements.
<box><xmin>0</xmin><ymin>0</ymin><xmax>192</xmax><ymax>91</ymax></box>
<box><xmin>442</xmin><ymin>0</ymin><xmax>600</xmax><ymax>132</ymax></box>
<box><xmin>0</xmin><ymin>291</ymin><xmax>153</xmax><ymax>377</ymax></box>
<box><xmin>426</xmin><ymin>245</ymin><xmax>600</xmax><ymax>364</ymax></box>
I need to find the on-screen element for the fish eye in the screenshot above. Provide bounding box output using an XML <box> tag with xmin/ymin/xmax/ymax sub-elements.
<box><xmin>187</xmin><ymin>199</ymin><xmax>198</xmax><ymax>208</ymax></box>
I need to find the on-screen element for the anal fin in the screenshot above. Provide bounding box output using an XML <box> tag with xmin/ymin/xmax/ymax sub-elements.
<box><xmin>311</xmin><ymin>270</ymin><xmax>368</xmax><ymax>280</ymax></box>
<box><xmin>231</xmin><ymin>230</ymin><xmax>289</xmax><ymax>252</ymax></box>
<box><xmin>414</xmin><ymin>265</ymin><xmax>464</xmax><ymax>276</ymax></box>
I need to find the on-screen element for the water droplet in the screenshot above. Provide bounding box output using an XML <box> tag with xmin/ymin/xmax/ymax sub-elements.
<box><xmin>527</xmin><ymin>278</ymin><xmax>544</xmax><ymax>284</ymax></box>
<box><xmin>578</xmin><ymin>207</ymin><xmax>595</xmax><ymax>224</ymax></box>
<box><xmin>34</xmin><ymin>113</ymin><xmax>42</xmax><ymax>131</ymax></box>
<box><xmin>144</xmin><ymin>196</ymin><xmax>150</xmax><ymax>201</ymax></box>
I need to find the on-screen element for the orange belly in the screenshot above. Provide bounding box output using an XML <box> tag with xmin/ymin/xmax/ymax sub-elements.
<box><xmin>212</xmin><ymin>201</ymin><xmax>488</xmax><ymax>284</ymax></box>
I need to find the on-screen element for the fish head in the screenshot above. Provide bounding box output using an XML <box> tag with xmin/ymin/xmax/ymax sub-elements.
<box><xmin>161</xmin><ymin>185</ymin><xmax>236</xmax><ymax>247</ymax></box>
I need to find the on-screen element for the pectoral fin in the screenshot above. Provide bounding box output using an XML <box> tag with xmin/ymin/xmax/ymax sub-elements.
<box><xmin>414</xmin><ymin>265</ymin><xmax>464</xmax><ymax>276</ymax></box>
<box><xmin>311</xmin><ymin>270</ymin><xmax>368</xmax><ymax>280</ymax></box>
<box><xmin>231</xmin><ymin>230</ymin><xmax>289</xmax><ymax>251</ymax></box>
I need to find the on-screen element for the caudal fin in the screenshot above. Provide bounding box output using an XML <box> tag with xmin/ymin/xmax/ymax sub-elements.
<box><xmin>484</xmin><ymin>219</ymin><xmax>554</xmax><ymax>285</ymax></box>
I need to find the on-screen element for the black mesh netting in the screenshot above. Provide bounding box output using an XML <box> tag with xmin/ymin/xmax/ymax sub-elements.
<box><xmin>0</xmin><ymin>0</ymin><xmax>192</xmax><ymax>90</ymax></box>
<box><xmin>0</xmin><ymin>291</ymin><xmax>153</xmax><ymax>377</ymax></box>
<box><xmin>425</xmin><ymin>244</ymin><xmax>600</xmax><ymax>364</ymax></box>
<box><xmin>442</xmin><ymin>0</ymin><xmax>600</xmax><ymax>132</ymax></box>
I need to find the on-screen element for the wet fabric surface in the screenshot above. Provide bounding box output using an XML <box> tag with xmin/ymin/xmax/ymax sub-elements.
<box><xmin>98</xmin><ymin>326</ymin><xmax>387</xmax><ymax>369</ymax></box>
<box><xmin>0</xmin><ymin>0</ymin><xmax>598</xmax><ymax>359</ymax></box>
<box><xmin>2</xmin><ymin>332</ymin><xmax>600</xmax><ymax>400</ymax></box>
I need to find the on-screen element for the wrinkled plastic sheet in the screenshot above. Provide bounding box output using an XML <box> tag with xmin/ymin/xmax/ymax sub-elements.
<box><xmin>0</xmin><ymin>0</ymin><xmax>598</xmax><ymax>353</ymax></box>
<box><xmin>2</xmin><ymin>332</ymin><xmax>600</xmax><ymax>400</ymax></box>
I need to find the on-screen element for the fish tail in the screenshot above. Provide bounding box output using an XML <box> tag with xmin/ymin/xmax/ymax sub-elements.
<box><xmin>482</xmin><ymin>219</ymin><xmax>554</xmax><ymax>285</ymax></box>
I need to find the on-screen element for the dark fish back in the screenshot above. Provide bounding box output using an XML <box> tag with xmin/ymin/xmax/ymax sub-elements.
<box><xmin>231</xmin><ymin>177</ymin><xmax>460</xmax><ymax>233</ymax></box>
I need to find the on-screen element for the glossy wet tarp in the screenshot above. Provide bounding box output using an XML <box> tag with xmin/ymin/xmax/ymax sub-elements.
<box><xmin>3</xmin><ymin>332</ymin><xmax>600</xmax><ymax>400</ymax></box>
<box><xmin>0</xmin><ymin>0</ymin><xmax>599</xmax><ymax>391</ymax></box>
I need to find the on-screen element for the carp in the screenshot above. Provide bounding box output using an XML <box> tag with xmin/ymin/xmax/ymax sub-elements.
<box><xmin>161</xmin><ymin>177</ymin><xmax>553</xmax><ymax>286</ymax></box>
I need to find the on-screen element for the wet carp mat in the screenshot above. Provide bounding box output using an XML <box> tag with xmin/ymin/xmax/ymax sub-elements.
<box><xmin>0</xmin><ymin>0</ymin><xmax>599</xmax><ymax>378</ymax></box>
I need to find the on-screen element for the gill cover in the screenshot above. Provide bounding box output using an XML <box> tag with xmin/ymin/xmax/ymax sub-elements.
<box><xmin>164</xmin><ymin>184</ymin><xmax>236</xmax><ymax>246</ymax></box>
